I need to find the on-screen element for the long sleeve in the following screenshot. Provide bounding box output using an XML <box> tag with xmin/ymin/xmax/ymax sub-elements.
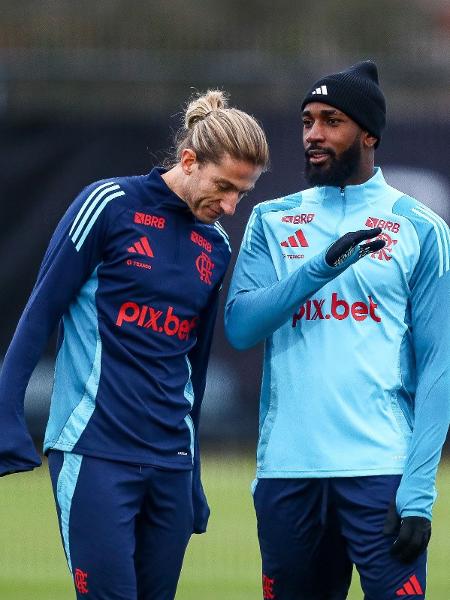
<box><xmin>395</xmin><ymin>211</ymin><xmax>450</xmax><ymax>520</ymax></box>
<box><xmin>187</xmin><ymin>285</ymin><xmax>221</xmax><ymax>533</ymax></box>
<box><xmin>0</xmin><ymin>180</ymin><xmax>121</xmax><ymax>475</ymax></box>
<box><xmin>225</xmin><ymin>206</ymin><xmax>364</xmax><ymax>350</ymax></box>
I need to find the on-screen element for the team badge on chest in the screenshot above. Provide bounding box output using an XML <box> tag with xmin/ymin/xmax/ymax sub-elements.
<box><xmin>370</xmin><ymin>232</ymin><xmax>397</xmax><ymax>261</ymax></box>
<box><xmin>195</xmin><ymin>252</ymin><xmax>215</xmax><ymax>285</ymax></box>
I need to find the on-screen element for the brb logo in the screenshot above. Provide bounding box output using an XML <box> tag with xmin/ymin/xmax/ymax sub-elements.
<box><xmin>134</xmin><ymin>212</ymin><xmax>166</xmax><ymax>229</ymax></box>
<box><xmin>116</xmin><ymin>302</ymin><xmax>198</xmax><ymax>340</ymax></box>
<box><xmin>292</xmin><ymin>293</ymin><xmax>381</xmax><ymax>326</ymax></box>
<box><xmin>191</xmin><ymin>231</ymin><xmax>212</xmax><ymax>253</ymax></box>
<box><xmin>281</xmin><ymin>213</ymin><xmax>315</xmax><ymax>224</ymax></box>
<box><xmin>365</xmin><ymin>216</ymin><xmax>400</xmax><ymax>233</ymax></box>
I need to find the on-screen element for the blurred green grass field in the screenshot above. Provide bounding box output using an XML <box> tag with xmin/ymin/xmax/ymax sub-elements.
<box><xmin>0</xmin><ymin>456</ymin><xmax>448</xmax><ymax>599</ymax></box>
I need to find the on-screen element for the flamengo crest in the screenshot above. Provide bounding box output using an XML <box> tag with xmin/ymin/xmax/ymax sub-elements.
<box><xmin>196</xmin><ymin>252</ymin><xmax>215</xmax><ymax>285</ymax></box>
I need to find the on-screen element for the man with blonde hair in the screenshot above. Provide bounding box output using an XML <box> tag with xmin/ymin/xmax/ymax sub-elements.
<box><xmin>0</xmin><ymin>89</ymin><xmax>269</xmax><ymax>600</ymax></box>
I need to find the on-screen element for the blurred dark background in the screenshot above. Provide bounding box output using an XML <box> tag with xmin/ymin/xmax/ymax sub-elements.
<box><xmin>1</xmin><ymin>0</ymin><xmax>449</xmax><ymax>449</ymax></box>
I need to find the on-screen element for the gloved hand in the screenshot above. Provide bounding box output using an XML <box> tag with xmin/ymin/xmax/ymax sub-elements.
<box><xmin>325</xmin><ymin>227</ymin><xmax>385</xmax><ymax>267</ymax></box>
<box><xmin>383</xmin><ymin>501</ymin><xmax>432</xmax><ymax>563</ymax></box>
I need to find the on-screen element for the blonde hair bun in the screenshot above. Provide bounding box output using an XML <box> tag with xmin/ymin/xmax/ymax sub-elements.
<box><xmin>171</xmin><ymin>89</ymin><xmax>269</xmax><ymax>170</ymax></box>
<box><xmin>185</xmin><ymin>90</ymin><xmax>229</xmax><ymax>129</ymax></box>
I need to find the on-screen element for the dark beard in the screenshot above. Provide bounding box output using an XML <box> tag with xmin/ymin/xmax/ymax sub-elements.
<box><xmin>304</xmin><ymin>137</ymin><xmax>362</xmax><ymax>187</ymax></box>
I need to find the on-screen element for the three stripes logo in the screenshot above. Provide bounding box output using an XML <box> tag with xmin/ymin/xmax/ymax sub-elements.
<box><xmin>69</xmin><ymin>181</ymin><xmax>125</xmax><ymax>252</ymax></box>
<box><xmin>311</xmin><ymin>85</ymin><xmax>328</xmax><ymax>96</ymax></box>
<box><xmin>395</xmin><ymin>574</ymin><xmax>423</xmax><ymax>596</ymax></box>
<box><xmin>280</xmin><ymin>229</ymin><xmax>309</xmax><ymax>248</ymax></box>
<box><xmin>127</xmin><ymin>236</ymin><xmax>154</xmax><ymax>257</ymax></box>
<box><xmin>412</xmin><ymin>204</ymin><xmax>450</xmax><ymax>278</ymax></box>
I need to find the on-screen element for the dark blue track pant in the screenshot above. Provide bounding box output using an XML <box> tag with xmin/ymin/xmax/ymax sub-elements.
<box><xmin>48</xmin><ymin>451</ymin><xmax>193</xmax><ymax>600</ymax></box>
<box><xmin>254</xmin><ymin>476</ymin><xmax>427</xmax><ymax>600</ymax></box>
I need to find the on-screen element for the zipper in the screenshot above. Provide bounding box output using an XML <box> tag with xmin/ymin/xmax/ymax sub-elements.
<box><xmin>334</xmin><ymin>187</ymin><xmax>346</xmax><ymax>237</ymax></box>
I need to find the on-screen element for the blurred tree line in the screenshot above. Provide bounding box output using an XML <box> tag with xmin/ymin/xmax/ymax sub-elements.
<box><xmin>0</xmin><ymin>0</ymin><xmax>449</xmax><ymax>117</ymax></box>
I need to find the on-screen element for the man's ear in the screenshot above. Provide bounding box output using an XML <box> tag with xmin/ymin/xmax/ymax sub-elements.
<box><xmin>180</xmin><ymin>148</ymin><xmax>197</xmax><ymax>174</ymax></box>
<box><xmin>363</xmin><ymin>132</ymin><xmax>378</xmax><ymax>149</ymax></box>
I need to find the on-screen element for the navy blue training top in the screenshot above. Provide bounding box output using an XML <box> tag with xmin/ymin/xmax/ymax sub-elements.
<box><xmin>0</xmin><ymin>167</ymin><xmax>231</xmax><ymax>531</ymax></box>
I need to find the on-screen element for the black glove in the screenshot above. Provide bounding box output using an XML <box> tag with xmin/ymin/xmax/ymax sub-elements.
<box><xmin>383</xmin><ymin>501</ymin><xmax>431</xmax><ymax>563</ymax></box>
<box><xmin>325</xmin><ymin>227</ymin><xmax>385</xmax><ymax>267</ymax></box>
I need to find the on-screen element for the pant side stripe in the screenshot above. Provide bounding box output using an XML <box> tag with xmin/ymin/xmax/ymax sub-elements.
<box><xmin>56</xmin><ymin>453</ymin><xmax>83</xmax><ymax>573</ymax></box>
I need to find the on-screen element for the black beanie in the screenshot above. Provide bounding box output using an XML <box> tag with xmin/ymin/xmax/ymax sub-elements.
<box><xmin>301</xmin><ymin>60</ymin><xmax>386</xmax><ymax>146</ymax></box>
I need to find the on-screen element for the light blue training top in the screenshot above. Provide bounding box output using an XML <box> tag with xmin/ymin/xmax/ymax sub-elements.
<box><xmin>225</xmin><ymin>168</ymin><xmax>450</xmax><ymax>520</ymax></box>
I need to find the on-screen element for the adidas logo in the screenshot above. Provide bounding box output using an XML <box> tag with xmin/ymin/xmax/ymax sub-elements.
<box><xmin>127</xmin><ymin>236</ymin><xmax>154</xmax><ymax>257</ymax></box>
<box><xmin>395</xmin><ymin>574</ymin><xmax>423</xmax><ymax>596</ymax></box>
<box><xmin>312</xmin><ymin>85</ymin><xmax>328</xmax><ymax>96</ymax></box>
<box><xmin>280</xmin><ymin>229</ymin><xmax>309</xmax><ymax>248</ymax></box>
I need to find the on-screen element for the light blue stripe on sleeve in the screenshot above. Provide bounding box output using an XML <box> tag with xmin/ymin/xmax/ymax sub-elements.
<box><xmin>214</xmin><ymin>220</ymin><xmax>229</xmax><ymax>240</ymax></box>
<box><xmin>56</xmin><ymin>452</ymin><xmax>83</xmax><ymax>573</ymax></box>
<box><xmin>69</xmin><ymin>182</ymin><xmax>116</xmax><ymax>237</ymax></box>
<box><xmin>214</xmin><ymin>222</ymin><xmax>232</xmax><ymax>252</ymax></box>
<box><xmin>75</xmin><ymin>190</ymin><xmax>125</xmax><ymax>251</ymax></box>
<box><xmin>412</xmin><ymin>205</ymin><xmax>450</xmax><ymax>277</ymax></box>
<box><xmin>70</xmin><ymin>184</ymin><xmax>120</xmax><ymax>244</ymax></box>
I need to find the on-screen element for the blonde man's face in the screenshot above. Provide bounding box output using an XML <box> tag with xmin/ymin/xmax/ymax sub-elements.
<box><xmin>182</xmin><ymin>153</ymin><xmax>262</xmax><ymax>224</ymax></box>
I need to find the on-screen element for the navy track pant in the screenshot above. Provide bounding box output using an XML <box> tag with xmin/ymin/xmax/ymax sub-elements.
<box><xmin>254</xmin><ymin>476</ymin><xmax>427</xmax><ymax>600</ymax></box>
<box><xmin>48</xmin><ymin>451</ymin><xmax>193</xmax><ymax>600</ymax></box>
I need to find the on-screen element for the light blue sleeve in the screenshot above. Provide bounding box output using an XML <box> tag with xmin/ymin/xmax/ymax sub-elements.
<box><xmin>225</xmin><ymin>206</ymin><xmax>360</xmax><ymax>350</ymax></box>
<box><xmin>394</xmin><ymin>198</ymin><xmax>450</xmax><ymax>520</ymax></box>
